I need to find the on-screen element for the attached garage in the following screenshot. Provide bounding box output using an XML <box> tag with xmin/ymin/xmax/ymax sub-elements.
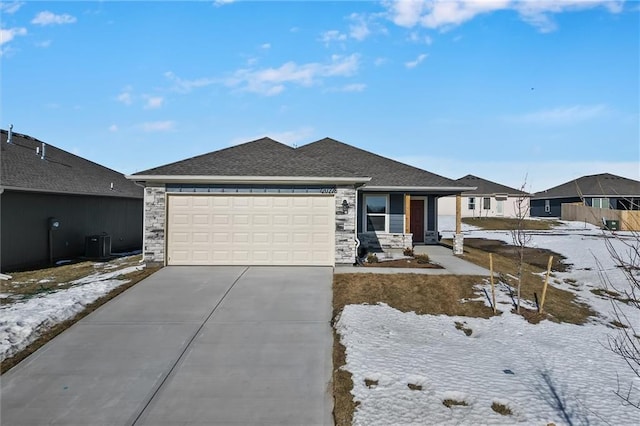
<box><xmin>167</xmin><ymin>194</ymin><xmax>335</xmax><ymax>266</ymax></box>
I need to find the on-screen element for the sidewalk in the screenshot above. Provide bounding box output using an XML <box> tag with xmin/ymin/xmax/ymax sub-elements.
<box><xmin>335</xmin><ymin>244</ymin><xmax>490</xmax><ymax>276</ymax></box>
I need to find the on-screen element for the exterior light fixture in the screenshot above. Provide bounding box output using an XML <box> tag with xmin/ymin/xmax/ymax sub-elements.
<box><xmin>342</xmin><ymin>199</ymin><xmax>349</xmax><ymax>214</ymax></box>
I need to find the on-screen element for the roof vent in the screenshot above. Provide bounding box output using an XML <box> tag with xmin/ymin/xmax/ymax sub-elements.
<box><xmin>110</xmin><ymin>182</ymin><xmax>114</xmax><ymax>190</ymax></box>
<box><xmin>41</xmin><ymin>142</ymin><xmax>46</xmax><ymax>160</ymax></box>
<box><xmin>7</xmin><ymin>124</ymin><xmax>13</xmax><ymax>144</ymax></box>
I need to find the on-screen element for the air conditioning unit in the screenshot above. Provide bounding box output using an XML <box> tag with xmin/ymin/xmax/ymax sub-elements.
<box><xmin>85</xmin><ymin>234</ymin><xmax>111</xmax><ymax>259</ymax></box>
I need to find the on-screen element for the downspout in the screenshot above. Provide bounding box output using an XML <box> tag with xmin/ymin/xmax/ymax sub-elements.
<box><xmin>353</xmin><ymin>183</ymin><xmax>365</xmax><ymax>264</ymax></box>
<box><xmin>132</xmin><ymin>181</ymin><xmax>146</xmax><ymax>264</ymax></box>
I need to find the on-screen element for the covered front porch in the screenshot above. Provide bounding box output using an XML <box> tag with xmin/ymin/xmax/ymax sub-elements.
<box><xmin>356</xmin><ymin>191</ymin><xmax>465</xmax><ymax>253</ymax></box>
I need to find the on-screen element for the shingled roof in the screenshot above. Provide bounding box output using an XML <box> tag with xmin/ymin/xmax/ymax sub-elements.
<box><xmin>297</xmin><ymin>138</ymin><xmax>468</xmax><ymax>190</ymax></box>
<box><xmin>1</xmin><ymin>129</ymin><xmax>142</xmax><ymax>199</ymax></box>
<box><xmin>456</xmin><ymin>175</ymin><xmax>530</xmax><ymax>196</ymax></box>
<box><xmin>132</xmin><ymin>137</ymin><xmax>366</xmax><ymax>179</ymax></box>
<box><xmin>532</xmin><ymin>173</ymin><xmax>640</xmax><ymax>199</ymax></box>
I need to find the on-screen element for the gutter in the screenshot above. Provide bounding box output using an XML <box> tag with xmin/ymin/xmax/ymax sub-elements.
<box><xmin>360</xmin><ymin>185</ymin><xmax>477</xmax><ymax>193</ymax></box>
<box><xmin>126</xmin><ymin>175</ymin><xmax>372</xmax><ymax>185</ymax></box>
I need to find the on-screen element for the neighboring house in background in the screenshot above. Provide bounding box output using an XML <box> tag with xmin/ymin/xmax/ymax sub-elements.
<box><xmin>128</xmin><ymin>137</ymin><xmax>474</xmax><ymax>267</ymax></box>
<box><xmin>0</xmin><ymin>128</ymin><xmax>143</xmax><ymax>272</ymax></box>
<box><xmin>439</xmin><ymin>175</ymin><xmax>531</xmax><ymax>218</ymax></box>
<box><xmin>531</xmin><ymin>173</ymin><xmax>640</xmax><ymax>218</ymax></box>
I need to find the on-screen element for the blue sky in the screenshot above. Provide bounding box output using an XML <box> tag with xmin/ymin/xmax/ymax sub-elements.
<box><xmin>1</xmin><ymin>0</ymin><xmax>638</xmax><ymax>192</ymax></box>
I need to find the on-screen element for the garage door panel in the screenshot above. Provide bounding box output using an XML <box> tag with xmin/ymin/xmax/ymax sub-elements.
<box><xmin>167</xmin><ymin>195</ymin><xmax>335</xmax><ymax>266</ymax></box>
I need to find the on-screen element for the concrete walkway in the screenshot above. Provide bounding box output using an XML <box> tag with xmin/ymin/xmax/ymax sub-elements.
<box><xmin>1</xmin><ymin>266</ymin><xmax>334</xmax><ymax>426</ymax></box>
<box><xmin>335</xmin><ymin>244</ymin><xmax>490</xmax><ymax>275</ymax></box>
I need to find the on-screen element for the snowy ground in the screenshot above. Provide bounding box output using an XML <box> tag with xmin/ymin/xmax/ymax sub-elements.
<box><xmin>336</xmin><ymin>218</ymin><xmax>640</xmax><ymax>425</ymax></box>
<box><xmin>0</xmin><ymin>259</ymin><xmax>145</xmax><ymax>362</ymax></box>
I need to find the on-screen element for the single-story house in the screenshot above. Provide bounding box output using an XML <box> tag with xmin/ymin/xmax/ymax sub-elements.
<box><xmin>439</xmin><ymin>175</ymin><xmax>530</xmax><ymax>218</ymax></box>
<box><xmin>531</xmin><ymin>173</ymin><xmax>640</xmax><ymax>217</ymax></box>
<box><xmin>0</xmin><ymin>127</ymin><xmax>143</xmax><ymax>272</ymax></box>
<box><xmin>128</xmin><ymin>137</ymin><xmax>475</xmax><ymax>267</ymax></box>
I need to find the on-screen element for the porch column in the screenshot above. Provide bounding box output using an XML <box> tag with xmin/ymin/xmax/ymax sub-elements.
<box><xmin>453</xmin><ymin>193</ymin><xmax>464</xmax><ymax>255</ymax></box>
<box><xmin>404</xmin><ymin>194</ymin><xmax>411</xmax><ymax>233</ymax></box>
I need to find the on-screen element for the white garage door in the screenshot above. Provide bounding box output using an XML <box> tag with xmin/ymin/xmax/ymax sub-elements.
<box><xmin>167</xmin><ymin>195</ymin><xmax>335</xmax><ymax>266</ymax></box>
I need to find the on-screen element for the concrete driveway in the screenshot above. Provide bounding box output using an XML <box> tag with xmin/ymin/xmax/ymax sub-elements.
<box><xmin>1</xmin><ymin>266</ymin><xmax>334</xmax><ymax>426</ymax></box>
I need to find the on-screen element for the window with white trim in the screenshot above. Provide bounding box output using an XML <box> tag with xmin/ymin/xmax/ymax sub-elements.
<box><xmin>483</xmin><ymin>197</ymin><xmax>491</xmax><ymax>210</ymax></box>
<box><xmin>592</xmin><ymin>198</ymin><xmax>610</xmax><ymax>209</ymax></box>
<box><xmin>364</xmin><ymin>195</ymin><xmax>388</xmax><ymax>232</ymax></box>
<box><xmin>544</xmin><ymin>200</ymin><xmax>551</xmax><ymax>213</ymax></box>
<box><xmin>468</xmin><ymin>197</ymin><xmax>476</xmax><ymax>210</ymax></box>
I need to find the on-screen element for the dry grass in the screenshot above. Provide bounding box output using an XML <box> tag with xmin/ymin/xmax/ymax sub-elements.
<box><xmin>491</xmin><ymin>401</ymin><xmax>513</xmax><ymax>415</ymax></box>
<box><xmin>1</xmin><ymin>256</ymin><xmax>144</xmax><ymax>302</ymax></box>
<box><xmin>463</xmin><ymin>217</ymin><xmax>561</xmax><ymax>230</ymax></box>
<box><xmin>364</xmin><ymin>257</ymin><xmax>441</xmax><ymax>269</ymax></box>
<box><xmin>443</xmin><ymin>399</ymin><xmax>468</xmax><ymax>408</ymax></box>
<box><xmin>332</xmin><ymin>273</ymin><xmax>495</xmax><ymax>425</ymax></box>
<box><xmin>448</xmin><ymin>240</ymin><xmax>596</xmax><ymax>325</ymax></box>
<box><xmin>0</xmin><ymin>257</ymin><xmax>159</xmax><ymax>374</ymax></box>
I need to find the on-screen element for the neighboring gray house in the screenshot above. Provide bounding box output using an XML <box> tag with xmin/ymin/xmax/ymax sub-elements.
<box><xmin>0</xmin><ymin>128</ymin><xmax>143</xmax><ymax>272</ymax></box>
<box><xmin>128</xmin><ymin>137</ymin><xmax>473</xmax><ymax>267</ymax></box>
<box><xmin>439</xmin><ymin>175</ymin><xmax>531</xmax><ymax>218</ymax></box>
<box><xmin>531</xmin><ymin>173</ymin><xmax>640</xmax><ymax>217</ymax></box>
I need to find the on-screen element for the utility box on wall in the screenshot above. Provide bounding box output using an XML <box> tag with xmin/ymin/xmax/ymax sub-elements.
<box><xmin>85</xmin><ymin>234</ymin><xmax>111</xmax><ymax>259</ymax></box>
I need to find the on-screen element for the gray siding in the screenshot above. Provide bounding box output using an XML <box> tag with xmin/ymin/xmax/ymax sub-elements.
<box><xmin>1</xmin><ymin>190</ymin><xmax>142</xmax><ymax>272</ymax></box>
<box><xmin>389</xmin><ymin>214</ymin><xmax>404</xmax><ymax>233</ymax></box>
<box><xmin>427</xmin><ymin>195</ymin><xmax>437</xmax><ymax>231</ymax></box>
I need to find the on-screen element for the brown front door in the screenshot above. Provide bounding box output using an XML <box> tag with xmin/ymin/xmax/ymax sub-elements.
<box><xmin>410</xmin><ymin>200</ymin><xmax>424</xmax><ymax>243</ymax></box>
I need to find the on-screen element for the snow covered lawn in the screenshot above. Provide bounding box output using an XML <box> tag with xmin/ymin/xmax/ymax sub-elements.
<box><xmin>336</xmin><ymin>219</ymin><xmax>640</xmax><ymax>425</ymax></box>
<box><xmin>0</xmin><ymin>255</ymin><xmax>150</xmax><ymax>364</ymax></box>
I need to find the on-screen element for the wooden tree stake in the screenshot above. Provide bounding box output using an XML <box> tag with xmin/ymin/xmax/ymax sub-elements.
<box><xmin>490</xmin><ymin>253</ymin><xmax>496</xmax><ymax>314</ymax></box>
<box><xmin>539</xmin><ymin>255</ymin><xmax>553</xmax><ymax>313</ymax></box>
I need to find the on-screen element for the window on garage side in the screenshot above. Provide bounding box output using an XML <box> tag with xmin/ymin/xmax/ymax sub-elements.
<box><xmin>468</xmin><ymin>197</ymin><xmax>476</xmax><ymax>210</ymax></box>
<box><xmin>592</xmin><ymin>197</ymin><xmax>610</xmax><ymax>209</ymax></box>
<box><xmin>483</xmin><ymin>197</ymin><xmax>491</xmax><ymax>210</ymax></box>
<box><xmin>364</xmin><ymin>195</ymin><xmax>388</xmax><ymax>232</ymax></box>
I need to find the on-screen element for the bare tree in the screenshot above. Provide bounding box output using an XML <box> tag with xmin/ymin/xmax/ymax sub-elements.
<box><xmin>597</xmin><ymin>222</ymin><xmax>640</xmax><ymax>409</ymax></box>
<box><xmin>510</xmin><ymin>178</ymin><xmax>532</xmax><ymax>313</ymax></box>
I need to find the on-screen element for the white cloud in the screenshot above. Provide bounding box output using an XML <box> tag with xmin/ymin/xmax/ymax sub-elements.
<box><xmin>226</xmin><ymin>54</ymin><xmax>360</xmax><ymax>96</ymax></box>
<box><xmin>31</xmin><ymin>11</ymin><xmax>77</xmax><ymax>26</ymax></box>
<box><xmin>405</xmin><ymin>53</ymin><xmax>428</xmax><ymax>68</ymax></box>
<box><xmin>164</xmin><ymin>71</ymin><xmax>217</xmax><ymax>93</ymax></box>
<box><xmin>0</xmin><ymin>27</ymin><xmax>27</xmax><ymax>46</ymax></box>
<box><xmin>408</xmin><ymin>32</ymin><xmax>433</xmax><ymax>45</ymax></box>
<box><xmin>140</xmin><ymin>121</ymin><xmax>175</xmax><ymax>132</ymax></box>
<box><xmin>261</xmin><ymin>43</ymin><xmax>271</xmax><ymax>49</ymax></box>
<box><xmin>319</xmin><ymin>30</ymin><xmax>347</xmax><ymax>46</ymax></box>
<box><xmin>213</xmin><ymin>0</ymin><xmax>235</xmax><ymax>7</ymax></box>
<box><xmin>349</xmin><ymin>13</ymin><xmax>371</xmax><ymax>41</ymax></box>
<box><xmin>109</xmin><ymin>124</ymin><xmax>118</xmax><ymax>132</ymax></box>
<box><xmin>383</xmin><ymin>0</ymin><xmax>623</xmax><ymax>32</ymax></box>
<box><xmin>144</xmin><ymin>96</ymin><xmax>164</xmax><ymax>109</ymax></box>
<box><xmin>507</xmin><ymin>104</ymin><xmax>609</xmax><ymax>125</ymax></box>
<box><xmin>374</xmin><ymin>57</ymin><xmax>388</xmax><ymax>66</ymax></box>
<box><xmin>230</xmin><ymin>127</ymin><xmax>315</xmax><ymax>147</ymax></box>
<box><xmin>1</xmin><ymin>2</ymin><xmax>24</xmax><ymax>14</ymax></box>
<box><xmin>327</xmin><ymin>83</ymin><xmax>367</xmax><ymax>93</ymax></box>
<box><xmin>116</xmin><ymin>88</ymin><xmax>133</xmax><ymax>105</ymax></box>
<box><xmin>35</xmin><ymin>40</ymin><xmax>52</xmax><ymax>48</ymax></box>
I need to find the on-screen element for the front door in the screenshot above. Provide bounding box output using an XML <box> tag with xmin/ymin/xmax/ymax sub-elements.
<box><xmin>496</xmin><ymin>200</ymin><xmax>504</xmax><ymax>216</ymax></box>
<box><xmin>410</xmin><ymin>200</ymin><xmax>424</xmax><ymax>243</ymax></box>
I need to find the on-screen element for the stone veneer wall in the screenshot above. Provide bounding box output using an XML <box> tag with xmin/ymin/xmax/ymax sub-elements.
<box><xmin>143</xmin><ymin>184</ymin><xmax>166</xmax><ymax>265</ymax></box>
<box><xmin>142</xmin><ymin>184</ymin><xmax>358</xmax><ymax>266</ymax></box>
<box><xmin>334</xmin><ymin>186</ymin><xmax>357</xmax><ymax>264</ymax></box>
<box><xmin>358</xmin><ymin>232</ymin><xmax>413</xmax><ymax>251</ymax></box>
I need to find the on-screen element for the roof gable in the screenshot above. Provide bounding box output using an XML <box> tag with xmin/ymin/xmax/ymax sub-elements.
<box><xmin>532</xmin><ymin>173</ymin><xmax>640</xmax><ymax>199</ymax></box>
<box><xmin>297</xmin><ymin>137</ymin><xmax>462</xmax><ymax>188</ymax></box>
<box><xmin>456</xmin><ymin>174</ymin><xmax>530</xmax><ymax>196</ymax></box>
<box><xmin>1</xmin><ymin>129</ymin><xmax>142</xmax><ymax>198</ymax></box>
<box><xmin>133</xmin><ymin>137</ymin><xmax>364</xmax><ymax>179</ymax></box>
